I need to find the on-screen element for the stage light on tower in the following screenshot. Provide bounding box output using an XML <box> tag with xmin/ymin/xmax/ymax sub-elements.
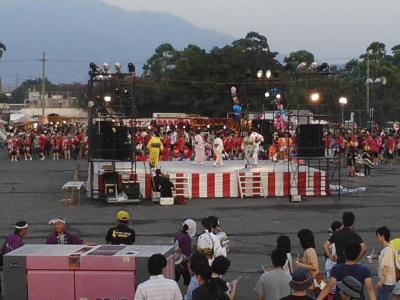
<box><xmin>104</xmin><ymin>96</ymin><xmax>111</xmax><ymax>102</ymax></box>
<box><xmin>310</xmin><ymin>92</ymin><xmax>320</xmax><ymax>102</ymax></box>
<box><xmin>257</xmin><ymin>69</ymin><xmax>263</xmax><ymax>78</ymax></box>
<box><xmin>265</xmin><ymin>91</ymin><xmax>270</xmax><ymax>98</ymax></box>
<box><xmin>266</xmin><ymin>69</ymin><xmax>272</xmax><ymax>79</ymax></box>
<box><xmin>103</xmin><ymin>63</ymin><xmax>110</xmax><ymax>73</ymax></box>
<box><xmin>276</xmin><ymin>93</ymin><xmax>282</xmax><ymax>100</ymax></box>
<box><xmin>339</xmin><ymin>97</ymin><xmax>348</xmax><ymax>105</ymax></box>
<box><xmin>128</xmin><ymin>63</ymin><xmax>136</xmax><ymax>73</ymax></box>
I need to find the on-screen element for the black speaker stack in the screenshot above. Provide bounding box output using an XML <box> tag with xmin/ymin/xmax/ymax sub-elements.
<box><xmin>297</xmin><ymin>124</ymin><xmax>324</xmax><ymax>157</ymax></box>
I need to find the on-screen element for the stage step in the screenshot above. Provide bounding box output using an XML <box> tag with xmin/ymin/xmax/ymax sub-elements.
<box><xmin>169</xmin><ymin>175</ymin><xmax>192</xmax><ymax>200</ymax></box>
<box><xmin>237</xmin><ymin>172</ymin><xmax>266</xmax><ymax>199</ymax></box>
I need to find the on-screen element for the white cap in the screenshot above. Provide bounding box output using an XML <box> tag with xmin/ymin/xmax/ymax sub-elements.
<box><xmin>48</xmin><ymin>218</ymin><xmax>66</xmax><ymax>225</ymax></box>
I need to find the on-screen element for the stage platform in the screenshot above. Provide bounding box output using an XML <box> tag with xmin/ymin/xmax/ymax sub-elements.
<box><xmin>88</xmin><ymin>160</ymin><xmax>327</xmax><ymax>200</ymax></box>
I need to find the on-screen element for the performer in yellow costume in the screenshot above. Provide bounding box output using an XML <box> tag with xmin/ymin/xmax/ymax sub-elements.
<box><xmin>147</xmin><ymin>132</ymin><xmax>164</xmax><ymax>169</ymax></box>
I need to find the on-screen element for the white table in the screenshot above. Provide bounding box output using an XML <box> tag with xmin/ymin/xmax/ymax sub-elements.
<box><xmin>62</xmin><ymin>181</ymin><xmax>85</xmax><ymax>206</ymax></box>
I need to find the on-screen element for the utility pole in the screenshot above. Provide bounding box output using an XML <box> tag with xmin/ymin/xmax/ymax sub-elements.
<box><xmin>40</xmin><ymin>52</ymin><xmax>47</xmax><ymax>123</ymax></box>
<box><xmin>366</xmin><ymin>53</ymin><xmax>370</xmax><ymax>120</ymax></box>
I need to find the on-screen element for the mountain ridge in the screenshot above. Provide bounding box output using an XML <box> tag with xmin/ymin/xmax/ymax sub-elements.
<box><xmin>0</xmin><ymin>0</ymin><xmax>234</xmax><ymax>86</ymax></box>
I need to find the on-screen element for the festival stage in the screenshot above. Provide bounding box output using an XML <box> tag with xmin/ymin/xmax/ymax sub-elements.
<box><xmin>88</xmin><ymin>160</ymin><xmax>327</xmax><ymax>200</ymax></box>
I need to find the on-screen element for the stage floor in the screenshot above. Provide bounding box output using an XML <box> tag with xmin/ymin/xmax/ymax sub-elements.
<box><xmin>133</xmin><ymin>160</ymin><xmax>314</xmax><ymax>174</ymax></box>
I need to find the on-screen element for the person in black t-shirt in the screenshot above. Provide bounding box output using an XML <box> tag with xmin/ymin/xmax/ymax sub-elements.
<box><xmin>152</xmin><ymin>169</ymin><xmax>163</xmax><ymax>192</ymax></box>
<box><xmin>105</xmin><ymin>210</ymin><xmax>135</xmax><ymax>245</ymax></box>
<box><xmin>211</xmin><ymin>256</ymin><xmax>238</xmax><ymax>300</ymax></box>
<box><xmin>324</xmin><ymin>212</ymin><xmax>366</xmax><ymax>264</ymax></box>
<box><xmin>193</xmin><ymin>263</ymin><xmax>230</xmax><ymax>300</ymax></box>
<box><xmin>160</xmin><ymin>174</ymin><xmax>174</xmax><ymax>197</ymax></box>
<box><xmin>280</xmin><ymin>268</ymin><xmax>314</xmax><ymax>300</ymax></box>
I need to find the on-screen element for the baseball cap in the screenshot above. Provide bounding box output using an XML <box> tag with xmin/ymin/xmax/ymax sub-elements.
<box><xmin>117</xmin><ymin>211</ymin><xmax>130</xmax><ymax>221</ymax></box>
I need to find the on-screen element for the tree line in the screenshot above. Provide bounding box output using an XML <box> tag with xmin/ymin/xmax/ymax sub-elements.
<box><xmin>1</xmin><ymin>33</ymin><xmax>400</xmax><ymax>123</ymax></box>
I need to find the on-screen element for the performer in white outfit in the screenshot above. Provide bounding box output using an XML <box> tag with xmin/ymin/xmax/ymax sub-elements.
<box><xmin>242</xmin><ymin>131</ymin><xmax>254</xmax><ymax>168</ymax></box>
<box><xmin>250</xmin><ymin>131</ymin><xmax>264</xmax><ymax>166</ymax></box>
<box><xmin>193</xmin><ymin>131</ymin><xmax>205</xmax><ymax>165</ymax></box>
<box><xmin>213</xmin><ymin>133</ymin><xmax>224</xmax><ymax>167</ymax></box>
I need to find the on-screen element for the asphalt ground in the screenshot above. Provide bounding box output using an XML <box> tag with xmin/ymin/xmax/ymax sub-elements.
<box><xmin>0</xmin><ymin>147</ymin><xmax>399</xmax><ymax>299</ymax></box>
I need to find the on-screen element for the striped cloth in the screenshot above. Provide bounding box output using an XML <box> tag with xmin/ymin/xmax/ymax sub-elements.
<box><xmin>135</xmin><ymin>275</ymin><xmax>182</xmax><ymax>300</ymax></box>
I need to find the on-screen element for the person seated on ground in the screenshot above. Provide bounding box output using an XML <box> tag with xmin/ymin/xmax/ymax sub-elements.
<box><xmin>152</xmin><ymin>169</ymin><xmax>163</xmax><ymax>192</ymax></box>
<box><xmin>185</xmin><ymin>253</ymin><xmax>209</xmax><ymax>300</ymax></box>
<box><xmin>135</xmin><ymin>254</ymin><xmax>182</xmax><ymax>300</ymax></box>
<box><xmin>280</xmin><ymin>268</ymin><xmax>315</xmax><ymax>300</ymax></box>
<box><xmin>160</xmin><ymin>174</ymin><xmax>174</xmax><ymax>197</ymax></box>
<box><xmin>46</xmin><ymin>218</ymin><xmax>83</xmax><ymax>245</ymax></box>
<box><xmin>254</xmin><ymin>249</ymin><xmax>291</xmax><ymax>300</ymax></box>
<box><xmin>192</xmin><ymin>263</ymin><xmax>230</xmax><ymax>300</ymax></box>
<box><xmin>211</xmin><ymin>256</ymin><xmax>238</xmax><ymax>300</ymax></box>
<box><xmin>105</xmin><ymin>211</ymin><xmax>135</xmax><ymax>245</ymax></box>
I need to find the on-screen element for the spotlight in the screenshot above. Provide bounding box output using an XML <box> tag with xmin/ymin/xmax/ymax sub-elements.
<box><xmin>103</xmin><ymin>63</ymin><xmax>110</xmax><ymax>73</ymax></box>
<box><xmin>223</xmin><ymin>125</ymin><xmax>227</xmax><ymax>130</ymax></box>
<box><xmin>257</xmin><ymin>69</ymin><xmax>263</xmax><ymax>78</ymax></box>
<box><xmin>297</xmin><ymin>62</ymin><xmax>307</xmax><ymax>71</ymax></box>
<box><xmin>339</xmin><ymin>97</ymin><xmax>348</xmax><ymax>105</ymax></box>
<box><xmin>207</xmin><ymin>124</ymin><xmax>210</xmax><ymax>129</ymax></box>
<box><xmin>266</xmin><ymin>69</ymin><xmax>272</xmax><ymax>79</ymax></box>
<box><xmin>276</xmin><ymin>93</ymin><xmax>282</xmax><ymax>100</ymax></box>
<box><xmin>231</xmin><ymin>86</ymin><xmax>237</xmax><ymax>95</ymax></box>
<box><xmin>114</xmin><ymin>88</ymin><xmax>121</xmax><ymax>96</ymax></box>
<box><xmin>115</xmin><ymin>62</ymin><xmax>122</xmax><ymax>73</ymax></box>
<box><xmin>317</xmin><ymin>62</ymin><xmax>329</xmax><ymax>72</ymax></box>
<box><xmin>310</xmin><ymin>62</ymin><xmax>318</xmax><ymax>70</ymax></box>
<box><xmin>104</xmin><ymin>96</ymin><xmax>112</xmax><ymax>102</ymax></box>
<box><xmin>89</xmin><ymin>62</ymin><xmax>100</xmax><ymax>73</ymax></box>
<box><xmin>128</xmin><ymin>63</ymin><xmax>136</xmax><ymax>73</ymax></box>
<box><xmin>123</xmin><ymin>89</ymin><xmax>130</xmax><ymax>96</ymax></box>
<box><xmin>265</xmin><ymin>92</ymin><xmax>270</xmax><ymax>98</ymax></box>
<box><xmin>310</xmin><ymin>93</ymin><xmax>320</xmax><ymax>102</ymax></box>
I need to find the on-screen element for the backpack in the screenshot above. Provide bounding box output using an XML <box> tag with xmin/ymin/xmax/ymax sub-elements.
<box><xmin>390</xmin><ymin>238</ymin><xmax>400</xmax><ymax>281</ymax></box>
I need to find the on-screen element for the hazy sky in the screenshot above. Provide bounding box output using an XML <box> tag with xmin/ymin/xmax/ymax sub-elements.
<box><xmin>105</xmin><ymin>0</ymin><xmax>400</xmax><ymax>63</ymax></box>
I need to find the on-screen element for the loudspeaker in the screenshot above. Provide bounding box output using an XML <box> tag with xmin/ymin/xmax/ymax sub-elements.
<box><xmin>90</xmin><ymin>121</ymin><xmax>133</xmax><ymax>161</ymax></box>
<box><xmin>121</xmin><ymin>182</ymin><xmax>141</xmax><ymax>199</ymax></box>
<box><xmin>297</xmin><ymin>124</ymin><xmax>324</xmax><ymax>157</ymax></box>
<box><xmin>252</xmin><ymin>119</ymin><xmax>273</xmax><ymax>144</ymax></box>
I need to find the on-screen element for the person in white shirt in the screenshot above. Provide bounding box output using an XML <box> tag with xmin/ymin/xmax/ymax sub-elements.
<box><xmin>135</xmin><ymin>254</ymin><xmax>182</xmax><ymax>300</ymax></box>
<box><xmin>213</xmin><ymin>133</ymin><xmax>224</xmax><ymax>167</ymax></box>
<box><xmin>375</xmin><ymin>226</ymin><xmax>396</xmax><ymax>300</ymax></box>
<box><xmin>197</xmin><ymin>217</ymin><xmax>226</xmax><ymax>265</ymax></box>
<box><xmin>250</xmin><ymin>131</ymin><xmax>264</xmax><ymax>166</ymax></box>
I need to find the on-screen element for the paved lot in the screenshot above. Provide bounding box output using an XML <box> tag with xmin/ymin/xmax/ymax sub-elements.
<box><xmin>0</xmin><ymin>148</ymin><xmax>399</xmax><ymax>298</ymax></box>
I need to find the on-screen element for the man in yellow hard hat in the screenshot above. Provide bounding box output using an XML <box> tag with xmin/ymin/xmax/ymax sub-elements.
<box><xmin>105</xmin><ymin>211</ymin><xmax>135</xmax><ymax>245</ymax></box>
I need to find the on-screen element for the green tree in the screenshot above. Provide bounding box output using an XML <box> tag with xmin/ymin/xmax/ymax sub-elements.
<box><xmin>284</xmin><ymin>50</ymin><xmax>315</xmax><ymax>71</ymax></box>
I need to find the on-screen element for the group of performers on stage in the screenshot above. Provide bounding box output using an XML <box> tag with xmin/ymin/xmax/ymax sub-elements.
<box><xmin>146</xmin><ymin>127</ymin><xmax>294</xmax><ymax>170</ymax></box>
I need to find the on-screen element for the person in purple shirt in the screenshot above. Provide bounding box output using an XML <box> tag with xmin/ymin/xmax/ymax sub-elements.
<box><xmin>46</xmin><ymin>218</ymin><xmax>83</xmax><ymax>245</ymax></box>
<box><xmin>1</xmin><ymin>221</ymin><xmax>28</xmax><ymax>260</ymax></box>
<box><xmin>175</xmin><ymin>219</ymin><xmax>197</xmax><ymax>287</ymax></box>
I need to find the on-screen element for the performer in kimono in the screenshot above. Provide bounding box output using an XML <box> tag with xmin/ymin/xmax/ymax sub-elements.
<box><xmin>147</xmin><ymin>132</ymin><xmax>164</xmax><ymax>169</ymax></box>
<box><xmin>250</xmin><ymin>130</ymin><xmax>264</xmax><ymax>166</ymax></box>
<box><xmin>242</xmin><ymin>131</ymin><xmax>254</xmax><ymax>168</ymax></box>
<box><xmin>213</xmin><ymin>133</ymin><xmax>224</xmax><ymax>167</ymax></box>
<box><xmin>194</xmin><ymin>130</ymin><xmax>205</xmax><ymax>165</ymax></box>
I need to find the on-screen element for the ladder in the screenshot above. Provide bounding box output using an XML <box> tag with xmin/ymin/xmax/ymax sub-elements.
<box><xmin>237</xmin><ymin>171</ymin><xmax>266</xmax><ymax>199</ymax></box>
<box><xmin>170</xmin><ymin>174</ymin><xmax>192</xmax><ymax>199</ymax></box>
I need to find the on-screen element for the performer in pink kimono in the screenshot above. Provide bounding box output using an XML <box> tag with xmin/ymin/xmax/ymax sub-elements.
<box><xmin>194</xmin><ymin>131</ymin><xmax>205</xmax><ymax>165</ymax></box>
